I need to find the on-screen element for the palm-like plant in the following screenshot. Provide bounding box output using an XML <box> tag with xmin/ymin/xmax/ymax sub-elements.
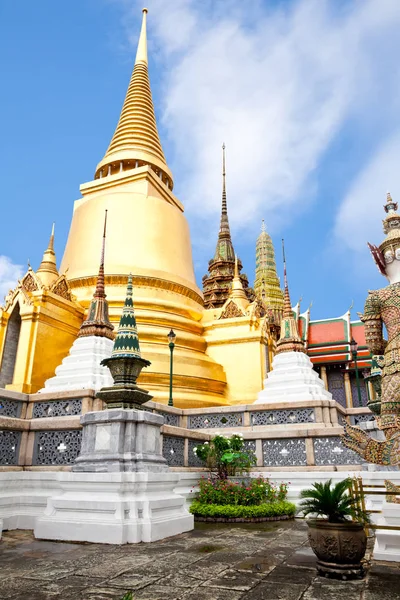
<box><xmin>298</xmin><ymin>478</ymin><xmax>370</xmax><ymax>524</ymax></box>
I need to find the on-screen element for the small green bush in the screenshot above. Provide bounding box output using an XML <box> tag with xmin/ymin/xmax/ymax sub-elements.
<box><xmin>195</xmin><ymin>476</ymin><xmax>289</xmax><ymax>506</ymax></box>
<box><xmin>193</xmin><ymin>434</ymin><xmax>256</xmax><ymax>479</ymax></box>
<box><xmin>190</xmin><ymin>500</ymin><xmax>296</xmax><ymax>519</ymax></box>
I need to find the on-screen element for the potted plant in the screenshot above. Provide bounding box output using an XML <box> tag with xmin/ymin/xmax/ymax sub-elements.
<box><xmin>298</xmin><ymin>478</ymin><xmax>370</xmax><ymax>579</ymax></box>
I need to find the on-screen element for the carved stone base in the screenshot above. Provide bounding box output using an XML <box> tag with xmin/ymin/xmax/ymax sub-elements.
<box><xmin>73</xmin><ymin>409</ymin><xmax>168</xmax><ymax>473</ymax></box>
<box><xmin>96</xmin><ymin>383</ymin><xmax>152</xmax><ymax>409</ymax></box>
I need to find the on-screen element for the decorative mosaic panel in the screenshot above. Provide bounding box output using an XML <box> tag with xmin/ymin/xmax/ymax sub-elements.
<box><xmin>327</xmin><ymin>371</ymin><xmax>346</xmax><ymax>408</ymax></box>
<box><xmin>32</xmin><ymin>399</ymin><xmax>82</xmax><ymax>419</ymax></box>
<box><xmin>32</xmin><ymin>430</ymin><xmax>82</xmax><ymax>465</ymax></box>
<box><xmin>350</xmin><ymin>414</ymin><xmax>376</xmax><ymax>426</ymax></box>
<box><xmin>0</xmin><ymin>430</ymin><xmax>21</xmax><ymax>465</ymax></box>
<box><xmin>262</xmin><ymin>438</ymin><xmax>307</xmax><ymax>467</ymax></box>
<box><xmin>313</xmin><ymin>436</ymin><xmax>365</xmax><ymax>465</ymax></box>
<box><xmin>251</xmin><ymin>409</ymin><xmax>315</xmax><ymax>427</ymax></box>
<box><xmin>243</xmin><ymin>440</ymin><xmax>257</xmax><ymax>455</ymax></box>
<box><xmin>0</xmin><ymin>397</ymin><xmax>22</xmax><ymax>418</ymax></box>
<box><xmin>350</xmin><ymin>375</ymin><xmax>368</xmax><ymax>408</ymax></box>
<box><xmin>162</xmin><ymin>435</ymin><xmax>185</xmax><ymax>467</ymax></box>
<box><xmin>156</xmin><ymin>411</ymin><xmax>179</xmax><ymax>427</ymax></box>
<box><xmin>188</xmin><ymin>413</ymin><xmax>244</xmax><ymax>429</ymax></box>
<box><xmin>188</xmin><ymin>439</ymin><xmax>205</xmax><ymax>468</ymax></box>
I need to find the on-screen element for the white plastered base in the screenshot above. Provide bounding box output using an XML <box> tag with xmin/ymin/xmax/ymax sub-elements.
<box><xmin>256</xmin><ymin>351</ymin><xmax>332</xmax><ymax>404</ymax></box>
<box><xmin>40</xmin><ymin>335</ymin><xmax>113</xmax><ymax>393</ymax></box>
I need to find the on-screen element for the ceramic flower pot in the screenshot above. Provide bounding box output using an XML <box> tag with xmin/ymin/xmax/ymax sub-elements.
<box><xmin>307</xmin><ymin>520</ymin><xmax>367</xmax><ymax>579</ymax></box>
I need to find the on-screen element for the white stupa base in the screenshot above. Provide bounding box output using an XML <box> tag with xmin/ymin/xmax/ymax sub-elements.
<box><xmin>34</xmin><ymin>472</ymin><xmax>194</xmax><ymax>544</ymax></box>
<box><xmin>373</xmin><ymin>502</ymin><xmax>400</xmax><ymax>561</ymax></box>
<box><xmin>40</xmin><ymin>335</ymin><xmax>113</xmax><ymax>393</ymax></box>
<box><xmin>256</xmin><ymin>351</ymin><xmax>332</xmax><ymax>404</ymax></box>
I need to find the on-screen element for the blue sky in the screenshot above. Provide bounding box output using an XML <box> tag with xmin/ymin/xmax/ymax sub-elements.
<box><xmin>2</xmin><ymin>0</ymin><xmax>400</xmax><ymax>319</ymax></box>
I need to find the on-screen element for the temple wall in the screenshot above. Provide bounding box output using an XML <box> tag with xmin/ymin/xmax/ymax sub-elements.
<box><xmin>0</xmin><ymin>389</ymin><xmax>376</xmax><ymax>472</ymax></box>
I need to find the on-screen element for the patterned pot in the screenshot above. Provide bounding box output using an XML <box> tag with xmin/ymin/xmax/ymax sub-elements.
<box><xmin>307</xmin><ymin>520</ymin><xmax>367</xmax><ymax>579</ymax></box>
<box><xmin>101</xmin><ymin>356</ymin><xmax>150</xmax><ymax>385</ymax></box>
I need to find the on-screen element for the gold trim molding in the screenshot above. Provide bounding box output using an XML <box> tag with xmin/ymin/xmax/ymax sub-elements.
<box><xmin>68</xmin><ymin>274</ymin><xmax>204</xmax><ymax>306</ymax></box>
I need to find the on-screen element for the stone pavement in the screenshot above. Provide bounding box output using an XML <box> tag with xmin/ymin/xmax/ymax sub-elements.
<box><xmin>0</xmin><ymin>521</ymin><xmax>399</xmax><ymax>600</ymax></box>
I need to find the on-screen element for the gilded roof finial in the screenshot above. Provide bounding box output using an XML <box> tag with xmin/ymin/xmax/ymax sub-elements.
<box><xmin>135</xmin><ymin>8</ymin><xmax>148</xmax><ymax>65</ymax></box>
<box><xmin>275</xmin><ymin>239</ymin><xmax>305</xmax><ymax>354</ymax></box>
<box><xmin>78</xmin><ymin>210</ymin><xmax>114</xmax><ymax>340</ymax></box>
<box><xmin>36</xmin><ymin>223</ymin><xmax>59</xmax><ymax>287</ymax></box>
<box><xmin>230</xmin><ymin>254</ymin><xmax>249</xmax><ymax>307</ymax></box>
<box><xmin>49</xmin><ymin>222</ymin><xmax>55</xmax><ymax>251</ymax></box>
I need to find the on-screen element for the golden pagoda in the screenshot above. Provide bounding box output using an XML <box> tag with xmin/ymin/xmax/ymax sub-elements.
<box><xmin>0</xmin><ymin>9</ymin><xmax>278</xmax><ymax>406</ymax></box>
<box><xmin>0</xmin><ymin>9</ymin><xmax>227</xmax><ymax>406</ymax></box>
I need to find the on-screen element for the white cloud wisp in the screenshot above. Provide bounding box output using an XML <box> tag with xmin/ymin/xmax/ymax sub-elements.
<box><xmin>0</xmin><ymin>256</ymin><xmax>24</xmax><ymax>304</ymax></box>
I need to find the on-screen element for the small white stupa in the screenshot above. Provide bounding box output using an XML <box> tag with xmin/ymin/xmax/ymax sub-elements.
<box><xmin>40</xmin><ymin>212</ymin><xmax>114</xmax><ymax>392</ymax></box>
<box><xmin>256</xmin><ymin>243</ymin><xmax>331</xmax><ymax>404</ymax></box>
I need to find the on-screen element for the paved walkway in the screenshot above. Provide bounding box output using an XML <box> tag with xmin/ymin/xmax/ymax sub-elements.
<box><xmin>0</xmin><ymin>521</ymin><xmax>399</xmax><ymax>599</ymax></box>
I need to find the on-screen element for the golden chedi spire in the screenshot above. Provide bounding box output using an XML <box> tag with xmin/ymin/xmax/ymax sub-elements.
<box><xmin>95</xmin><ymin>8</ymin><xmax>173</xmax><ymax>188</ymax></box>
<box><xmin>276</xmin><ymin>240</ymin><xmax>305</xmax><ymax>354</ymax></box>
<box><xmin>203</xmin><ymin>144</ymin><xmax>254</xmax><ymax>309</ymax></box>
<box><xmin>254</xmin><ymin>220</ymin><xmax>284</xmax><ymax>310</ymax></box>
<box><xmin>78</xmin><ymin>211</ymin><xmax>114</xmax><ymax>340</ymax></box>
<box><xmin>36</xmin><ymin>223</ymin><xmax>59</xmax><ymax>287</ymax></box>
<box><xmin>229</xmin><ymin>255</ymin><xmax>250</xmax><ymax>311</ymax></box>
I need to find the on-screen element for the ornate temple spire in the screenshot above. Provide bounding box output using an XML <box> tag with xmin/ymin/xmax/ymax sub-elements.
<box><xmin>95</xmin><ymin>9</ymin><xmax>173</xmax><ymax>189</ymax></box>
<box><xmin>276</xmin><ymin>240</ymin><xmax>305</xmax><ymax>354</ymax></box>
<box><xmin>282</xmin><ymin>242</ymin><xmax>292</xmax><ymax>318</ymax></box>
<box><xmin>111</xmin><ymin>274</ymin><xmax>142</xmax><ymax>358</ymax></box>
<box><xmin>254</xmin><ymin>220</ymin><xmax>284</xmax><ymax>310</ymax></box>
<box><xmin>36</xmin><ymin>223</ymin><xmax>59</xmax><ymax>287</ymax></box>
<box><xmin>214</xmin><ymin>143</ymin><xmax>234</xmax><ymax>262</ymax></box>
<box><xmin>78</xmin><ymin>211</ymin><xmax>114</xmax><ymax>340</ymax></box>
<box><xmin>203</xmin><ymin>145</ymin><xmax>254</xmax><ymax>308</ymax></box>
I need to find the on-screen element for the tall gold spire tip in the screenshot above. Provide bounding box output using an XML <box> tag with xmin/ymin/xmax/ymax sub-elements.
<box><xmin>135</xmin><ymin>7</ymin><xmax>148</xmax><ymax>65</ymax></box>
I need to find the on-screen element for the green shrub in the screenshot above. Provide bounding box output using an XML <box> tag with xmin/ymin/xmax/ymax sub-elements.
<box><xmin>190</xmin><ymin>500</ymin><xmax>296</xmax><ymax>519</ymax></box>
<box><xmin>195</xmin><ymin>476</ymin><xmax>289</xmax><ymax>506</ymax></box>
<box><xmin>193</xmin><ymin>434</ymin><xmax>256</xmax><ymax>479</ymax></box>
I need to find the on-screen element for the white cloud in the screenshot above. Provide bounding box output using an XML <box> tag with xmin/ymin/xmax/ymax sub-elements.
<box><xmin>0</xmin><ymin>256</ymin><xmax>24</xmax><ymax>303</ymax></box>
<box><xmin>116</xmin><ymin>0</ymin><xmax>400</xmax><ymax>252</ymax></box>
<box><xmin>334</xmin><ymin>133</ymin><xmax>400</xmax><ymax>253</ymax></box>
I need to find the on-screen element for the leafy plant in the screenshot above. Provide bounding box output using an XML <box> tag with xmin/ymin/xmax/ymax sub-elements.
<box><xmin>195</xmin><ymin>476</ymin><xmax>289</xmax><ymax>506</ymax></box>
<box><xmin>120</xmin><ymin>593</ymin><xmax>133</xmax><ymax>600</ymax></box>
<box><xmin>190</xmin><ymin>500</ymin><xmax>296</xmax><ymax>519</ymax></box>
<box><xmin>298</xmin><ymin>478</ymin><xmax>371</xmax><ymax>524</ymax></box>
<box><xmin>193</xmin><ymin>434</ymin><xmax>256</xmax><ymax>479</ymax></box>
